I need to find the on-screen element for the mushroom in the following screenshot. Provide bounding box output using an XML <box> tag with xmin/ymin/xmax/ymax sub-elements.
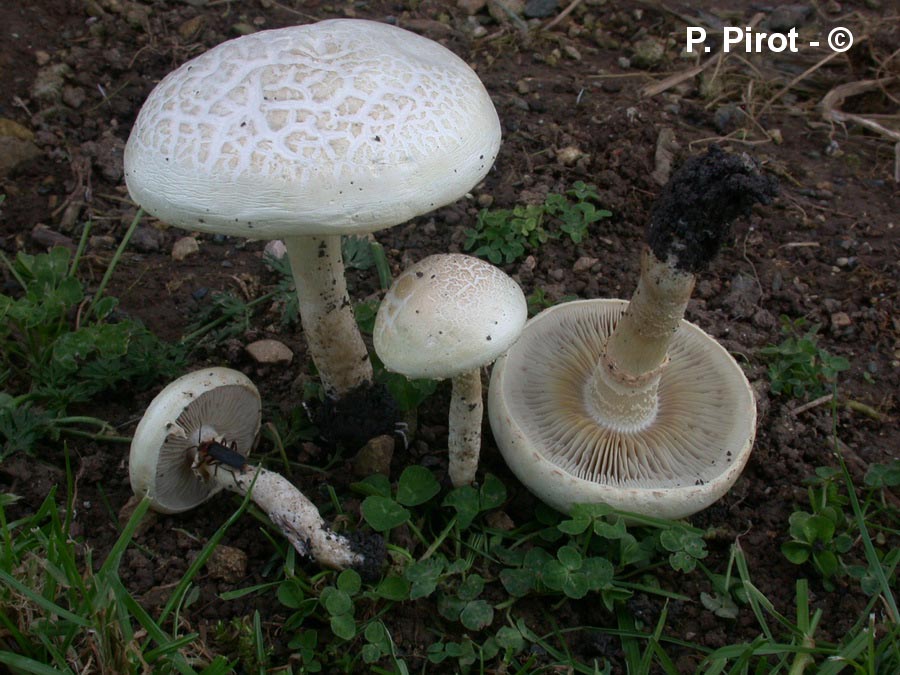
<box><xmin>123</xmin><ymin>19</ymin><xmax>502</xmax><ymax>400</ymax></box>
<box><xmin>374</xmin><ymin>254</ymin><xmax>527</xmax><ymax>486</ymax></box>
<box><xmin>129</xmin><ymin>367</ymin><xmax>383</xmax><ymax>578</ymax></box>
<box><xmin>489</xmin><ymin>147</ymin><xmax>777</xmax><ymax>519</ymax></box>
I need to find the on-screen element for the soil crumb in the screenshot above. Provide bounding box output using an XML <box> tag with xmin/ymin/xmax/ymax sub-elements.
<box><xmin>312</xmin><ymin>381</ymin><xmax>399</xmax><ymax>450</ymax></box>
<box><xmin>346</xmin><ymin>529</ymin><xmax>387</xmax><ymax>582</ymax></box>
<box><xmin>648</xmin><ymin>145</ymin><xmax>778</xmax><ymax>273</ymax></box>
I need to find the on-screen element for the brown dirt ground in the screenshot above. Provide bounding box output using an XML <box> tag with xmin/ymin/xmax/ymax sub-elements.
<box><xmin>1</xmin><ymin>0</ymin><xmax>898</xmax><ymax>672</ymax></box>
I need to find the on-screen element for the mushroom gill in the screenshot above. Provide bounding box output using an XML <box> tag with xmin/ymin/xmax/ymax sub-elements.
<box><xmin>502</xmin><ymin>300</ymin><xmax>754</xmax><ymax>489</ymax></box>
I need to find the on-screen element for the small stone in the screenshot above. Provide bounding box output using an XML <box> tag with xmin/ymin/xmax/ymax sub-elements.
<box><xmin>32</xmin><ymin>63</ymin><xmax>72</xmax><ymax>104</ymax></box>
<box><xmin>766</xmin><ymin>5</ymin><xmax>813</xmax><ymax>33</ymax></box>
<box><xmin>830</xmin><ymin>312</ymin><xmax>851</xmax><ymax>328</ymax></box>
<box><xmin>352</xmin><ymin>434</ymin><xmax>395</xmax><ymax>477</ymax></box>
<box><xmin>617</xmin><ymin>56</ymin><xmax>631</xmax><ymax>69</ymax></box>
<box><xmin>563</xmin><ymin>44</ymin><xmax>582</xmax><ymax>61</ymax></box>
<box><xmin>836</xmin><ymin>257</ymin><xmax>850</xmax><ymax>267</ymax></box>
<box><xmin>232</xmin><ymin>22</ymin><xmax>256</xmax><ymax>35</ymax></box>
<box><xmin>723</xmin><ymin>274</ymin><xmax>761</xmax><ymax>318</ymax></box>
<box><xmin>0</xmin><ymin>137</ymin><xmax>40</xmax><ymax>179</ymax></box>
<box><xmin>62</xmin><ymin>85</ymin><xmax>86</xmax><ymax>109</ymax></box>
<box><xmin>35</xmin><ymin>50</ymin><xmax>51</xmax><ymax>66</ymax></box>
<box><xmin>172</xmin><ymin>236</ymin><xmax>200</xmax><ymax>261</ymax></box>
<box><xmin>714</xmin><ymin>104</ymin><xmax>744</xmax><ymax>134</ymax></box>
<box><xmin>206</xmin><ymin>544</ymin><xmax>248</xmax><ymax>583</ymax></box>
<box><xmin>556</xmin><ymin>145</ymin><xmax>583</xmax><ymax>166</ymax></box>
<box><xmin>516</xmin><ymin>79</ymin><xmax>530</xmax><ymax>94</ymax></box>
<box><xmin>752</xmin><ymin>308</ymin><xmax>776</xmax><ymax>330</ymax></box>
<box><xmin>131</xmin><ymin>226</ymin><xmax>163</xmax><ymax>253</ymax></box>
<box><xmin>549</xmin><ymin>268</ymin><xmax>565</xmax><ymax>282</ymax></box>
<box><xmin>245</xmin><ymin>339</ymin><xmax>293</xmax><ymax>365</ymax></box>
<box><xmin>457</xmin><ymin>0</ymin><xmax>487</xmax><ymax>14</ymax></box>
<box><xmin>524</xmin><ymin>0</ymin><xmax>559</xmax><ymax>18</ymax></box>
<box><xmin>179</xmin><ymin>16</ymin><xmax>204</xmax><ymax>40</ymax></box>
<box><xmin>825</xmin><ymin>0</ymin><xmax>841</xmax><ymax>14</ymax></box>
<box><xmin>488</xmin><ymin>0</ymin><xmax>525</xmax><ymax>23</ymax></box>
<box><xmin>477</xmin><ymin>193</ymin><xmax>494</xmax><ymax>208</ymax></box>
<box><xmin>573</xmin><ymin>256</ymin><xmax>598</xmax><ymax>273</ymax></box>
<box><xmin>631</xmin><ymin>37</ymin><xmax>666</xmax><ymax>69</ymax></box>
<box><xmin>769</xmin><ymin>128</ymin><xmax>783</xmax><ymax>145</ymax></box>
<box><xmin>263</xmin><ymin>239</ymin><xmax>287</xmax><ymax>264</ymax></box>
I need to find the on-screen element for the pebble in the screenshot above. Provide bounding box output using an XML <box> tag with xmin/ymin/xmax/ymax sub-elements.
<box><xmin>752</xmin><ymin>308</ymin><xmax>777</xmax><ymax>330</ymax></box>
<box><xmin>263</xmin><ymin>239</ymin><xmax>287</xmax><ymax>263</ymax></box>
<box><xmin>830</xmin><ymin>312</ymin><xmax>852</xmax><ymax>329</ymax></box>
<box><xmin>62</xmin><ymin>85</ymin><xmax>86</xmax><ymax>109</ymax></box>
<box><xmin>178</xmin><ymin>16</ymin><xmax>204</xmax><ymax>40</ymax></box>
<box><xmin>0</xmin><ymin>136</ymin><xmax>40</xmax><ymax>179</ymax></box>
<box><xmin>549</xmin><ymin>268</ymin><xmax>565</xmax><ymax>282</ymax></box>
<box><xmin>171</xmin><ymin>236</ymin><xmax>200</xmax><ymax>261</ymax></box>
<box><xmin>206</xmin><ymin>545</ymin><xmax>248</xmax><ymax>583</ymax></box>
<box><xmin>131</xmin><ymin>225</ymin><xmax>163</xmax><ymax>253</ymax></box>
<box><xmin>524</xmin><ymin>0</ymin><xmax>558</xmax><ymax>18</ymax></box>
<box><xmin>556</xmin><ymin>145</ymin><xmax>583</xmax><ymax>166</ymax></box>
<box><xmin>631</xmin><ymin>37</ymin><xmax>666</xmax><ymax>69</ymax></box>
<box><xmin>245</xmin><ymin>339</ymin><xmax>293</xmax><ymax>365</ymax></box>
<box><xmin>352</xmin><ymin>434</ymin><xmax>395</xmax><ymax>477</ymax></box>
<box><xmin>457</xmin><ymin>0</ymin><xmax>487</xmax><ymax>14</ymax></box>
<box><xmin>573</xmin><ymin>256</ymin><xmax>598</xmax><ymax>273</ymax></box>
<box><xmin>765</xmin><ymin>4</ymin><xmax>813</xmax><ymax>33</ymax></box>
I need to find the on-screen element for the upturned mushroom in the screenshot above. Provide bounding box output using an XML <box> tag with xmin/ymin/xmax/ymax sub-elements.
<box><xmin>124</xmin><ymin>19</ymin><xmax>501</xmax><ymax>400</ymax></box>
<box><xmin>489</xmin><ymin>146</ymin><xmax>777</xmax><ymax>519</ymax></box>
<box><xmin>129</xmin><ymin>367</ymin><xmax>383</xmax><ymax>578</ymax></box>
<box><xmin>374</xmin><ymin>254</ymin><xmax>527</xmax><ymax>486</ymax></box>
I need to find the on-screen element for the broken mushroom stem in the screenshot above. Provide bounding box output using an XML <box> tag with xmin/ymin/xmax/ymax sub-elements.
<box><xmin>590</xmin><ymin>145</ymin><xmax>778</xmax><ymax>431</ymax></box>
<box><xmin>589</xmin><ymin>247</ymin><xmax>695</xmax><ymax>431</ymax></box>
<box><xmin>284</xmin><ymin>235</ymin><xmax>373</xmax><ymax>397</ymax></box>
<box><xmin>192</xmin><ymin>438</ymin><xmax>365</xmax><ymax>571</ymax></box>
<box><xmin>448</xmin><ymin>369</ymin><xmax>484</xmax><ymax>487</ymax></box>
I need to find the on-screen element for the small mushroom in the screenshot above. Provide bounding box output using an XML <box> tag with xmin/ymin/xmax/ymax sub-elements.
<box><xmin>124</xmin><ymin>19</ymin><xmax>501</xmax><ymax>400</ymax></box>
<box><xmin>489</xmin><ymin>147</ymin><xmax>777</xmax><ymax>518</ymax></box>
<box><xmin>129</xmin><ymin>367</ymin><xmax>383</xmax><ymax>578</ymax></box>
<box><xmin>374</xmin><ymin>254</ymin><xmax>527</xmax><ymax>486</ymax></box>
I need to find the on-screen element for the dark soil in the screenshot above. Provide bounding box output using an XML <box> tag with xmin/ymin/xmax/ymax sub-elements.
<box><xmin>1</xmin><ymin>0</ymin><xmax>898</xmax><ymax>672</ymax></box>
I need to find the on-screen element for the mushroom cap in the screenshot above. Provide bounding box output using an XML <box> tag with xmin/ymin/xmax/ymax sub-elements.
<box><xmin>488</xmin><ymin>299</ymin><xmax>756</xmax><ymax>520</ymax></box>
<box><xmin>374</xmin><ymin>253</ymin><xmax>527</xmax><ymax>380</ymax></box>
<box><xmin>124</xmin><ymin>19</ymin><xmax>501</xmax><ymax>238</ymax></box>
<box><xmin>129</xmin><ymin>367</ymin><xmax>261</xmax><ymax>514</ymax></box>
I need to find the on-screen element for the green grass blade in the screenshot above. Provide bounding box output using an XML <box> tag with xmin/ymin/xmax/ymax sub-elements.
<box><xmin>0</xmin><ymin>570</ymin><xmax>90</xmax><ymax>627</ymax></box>
<box><xmin>0</xmin><ymin>651</ymin><xmax>69</xmax><ymax>675</ymax></box>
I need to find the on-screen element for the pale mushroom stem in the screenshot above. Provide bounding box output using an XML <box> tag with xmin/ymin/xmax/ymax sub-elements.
<box><xmin>448</xmin><ymin>369</ymin><xmax>483</xmax><ymax>486</ymax></box>
<box><xmin>212</xmin><ymin>463</ymin><xmax>367</xmax><ymax>571</ymax></box>
<box><xmin>284</xmin><ymin>235</ymin><xmax>374</xmax><ymax>397</ymax></box>
<box><xmin>587</xmin><ymin>247</ymin><xmax>694</xmax><ymax>431</ymax></box>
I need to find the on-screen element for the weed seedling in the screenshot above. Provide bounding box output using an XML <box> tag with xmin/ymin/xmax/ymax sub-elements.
<box><xmin>464</xmin><ymin>181</ymin><xmax>611</xmax><ymax>264</ymax></box>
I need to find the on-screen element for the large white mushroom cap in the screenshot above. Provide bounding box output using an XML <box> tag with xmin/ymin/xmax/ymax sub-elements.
<box><xmin>374</xmin><ymin>254</ymin><xmax>527</xmax><ymax>380</ymax></box>
<box><xmin>129</xmin><ymin>367</ymin><xmax>261</xmax><ymax>514</ymax></box>
<box><xmin>488</xmin><ymin>300</ymin><xmax>756</xmax><ymax>520</ymax></box>
<box><xmin>124</xmin><ymin>19</ymin><xmax>501</xmax><ymax>237</ymax></box>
